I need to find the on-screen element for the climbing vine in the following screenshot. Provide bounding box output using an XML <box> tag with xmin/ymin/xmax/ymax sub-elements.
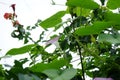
<box><xmin>0</xmin><ymin>0</ymin><xmax>120</xmax><ymax>80</ymax></box>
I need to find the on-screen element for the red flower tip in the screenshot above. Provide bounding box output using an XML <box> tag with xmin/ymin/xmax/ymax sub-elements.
<box><xmin>4</xmin><ymin>13</ymin><xmax>13</xmax><ymax>20</ymax></box>
<box><xmin>10</xmin><ymin>4</ymin><xmax>16</xmax><ymax>12</ymax></box>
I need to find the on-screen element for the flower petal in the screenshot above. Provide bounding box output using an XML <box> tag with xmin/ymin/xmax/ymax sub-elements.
<box><xmin>46</xmin><ymin>36</ymin><xmax>59</xmax><ymax>45</ymax></box>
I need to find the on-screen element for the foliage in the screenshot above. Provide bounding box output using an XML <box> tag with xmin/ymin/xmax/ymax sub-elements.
<box><xmin>1</xmin><ymin>0</ymin><xmax>120</xmax><ymax>80</ymax></box>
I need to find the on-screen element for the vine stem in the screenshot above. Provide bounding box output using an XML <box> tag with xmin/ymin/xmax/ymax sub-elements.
<box><xmin>76</xmin><ymin>8</ymin><xmax>85</xmax><ymax>80</ymax></box>
<box><xmin>71</xmin><ymin>7</ymin><xmax>85</xmax><ymax>80</ymax></box>
<box><xmin>77</xmin><ymin>42</ymin><xmax>85</xmax><ymax>80</ymax></box>
<box><xmin>72</xmin><ymin>33</ymin><xmax>85</xmax><ymax>80</ymax></box>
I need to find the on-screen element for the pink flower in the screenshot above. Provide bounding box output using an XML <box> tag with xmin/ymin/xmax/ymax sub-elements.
<box><xmin>46</xmin><ymin>36</ymin><xmax>59</xmax><ymax>45</ymax></box>
<box><xmin>94</xmin><ymin>78</ymin><xmax>113</xmax><ymax>80</ymax></box>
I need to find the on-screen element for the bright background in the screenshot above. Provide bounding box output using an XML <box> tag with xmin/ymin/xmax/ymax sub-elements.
<box><xmin>0</xmin><ymin>0</ymin><xmax>67</xmax><ymax>69</ymax></box>
<box><xmin>0</xmin><ymin>0</ymin><xmax>66</xmax><ymax>55</ymax></box>
<box><xmin>0</xmin><ymin>0</ymin><xmax>92</xmax><ymax>79</ymax></box>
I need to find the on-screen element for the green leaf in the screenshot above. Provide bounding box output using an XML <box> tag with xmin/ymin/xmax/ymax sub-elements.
<box><xmin>74</xmin><ymin>21</ymin><xmax>111</xmax><ymax>36</ymax></box>
<box><xmin>0</xmin><ymin>77</ymin><xmax>5</xmax><ymax>80</ymax></box>
<box><xmin>66</xmin><ymin>0</ymin><xmax>99</xmax><ymax>9</ymax></box>
<box><xmin>43</xmin><ymin>68</ymin><xmax>77</xmax><ymax>80</ymax></box>
<box><xmin>18</xmin><ymin>73</ymin><xmax>41</xmax><ymax>80</ymax></box>
<box><xmin>98</xmin><ymin>33</ymin><xmax>120</xmax><ymax>44</ymax></box>
<box><xmin>74</xmin><ymin>7</ymin><xmax>91</xmax><ymax>16</ymax></box>
<box><xmin>42</xmin><ymin>69</ymin><xmax>60</xmax><ymax>79</ymax></box>
<box><xmin>60</xmin><ymin>68</ymin><xmax>77</xmax><ymax>80</ymax></box>
<box><xmin>39</xmin><ymin>11</ymin><xmax>66</xmax><ymax>29</ymax></box>
<box><xmin>6</xmin><ymin>44</ymin><xmax>35</xmax><ymax>55</ymax></box>
<box><xmin>104</xmin><ymin>11</ymin><xmax>120</xmax><ymax>25</ymax></box>
<box><xmin>107</xmin><ymin>0</ymin><xmax>120</xmax><ymax>9</ymax></box>
<box><xmin>18</xmin><ymin>73</ymin><xmax>33</xmax><ymax>80</ymax></box>
<box><xmin>53</xmin><ymin>68</ymin><xmax>77</xmax><ymax>80</ymax></box>
<box><xmin>30</xmin><ymin>58</ymin><xmax>67</xmax><ymax>72</ymax></box>
<box><xmin>104</xmin><ymin>12</ymin><xmax>120</xmax><ymax>29</ymax></box>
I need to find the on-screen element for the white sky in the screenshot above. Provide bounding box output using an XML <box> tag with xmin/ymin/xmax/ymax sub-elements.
<box><xmin>0</xmin><ymin>0</ymin><xmax>66</xmax><ymax>55</ymax></box>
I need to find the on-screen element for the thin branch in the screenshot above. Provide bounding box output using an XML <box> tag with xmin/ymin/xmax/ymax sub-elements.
<box><xmin>71</xmin><ymin>58</ymin><xmax>80</xmax><ymax>63</ymax></box>
<box><xmin>77</xmin><ymin>42</ymin><xmax>85</xmax><ymax>80</ymax></box>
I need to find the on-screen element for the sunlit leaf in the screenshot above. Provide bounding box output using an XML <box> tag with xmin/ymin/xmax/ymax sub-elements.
<box><xmin>30</xmin><ymin>58</ymin><xmax>67</xmax><ymax>72</ymax></box>
<box><xmin>107</xmin><ymin>0</ymin><xmax>120</xmax><ymax>9</ymax></box>
<box><xmin>42</xmin><ymin>69</ymin><xmax>60</xmax><ymax>79</ymax></box>
<box><xmin>66</xmin><ymin>0</ymin><xmax>99</xmax><ymax>9</ymax></box>
<box><xmin>60</xmin><ymin>68</ymin><xmax>77</xmax><ymax>80</ymax></box>
<box><xmin>18</xmin><ymin>73</ymin><xmax>41</xmax><ymax>80</ymax></box>
<box><xmin>104</xmin><ymin>11</ymin><xmax>120</xmax><ymax>25</ymax></box>
<box><xmin>98</xmin><ymin>33</ymin><xmax>120</xmax><ymax>44</ymax></box>
<box><xmin>53</xmin><ymin>68</ymin><xmax>77</xmax><ymax>80</ymax></box>
<box><xmin>74</xmin><ymin>21</ymin><xmax>111</xmax><ymax>36</ymax></box>
<box><xmin>6</xmin><ymin>44</ymin><xmax>35</xmax><ymax>55</ymax></box>
<box><xmin>104</xmin><ymin>12</ymin><xmax>120</xmax><ymax>29</ymax></box>
<box><xmin>39</xmin><ymin>11</ymin><xmax>66</xmax><ymax>29</ymax></box>
<box><xmin>74</xmin><ymin>7</ymin><xmax>91</xmax><ymax>16</ymax></box>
